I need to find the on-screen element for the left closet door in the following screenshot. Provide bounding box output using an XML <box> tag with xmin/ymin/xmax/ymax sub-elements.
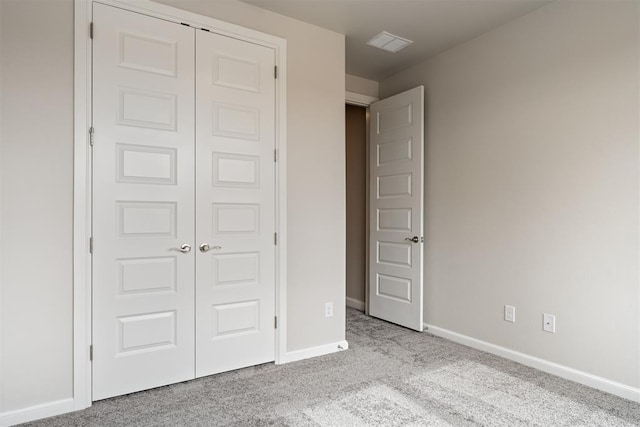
<box><xmin>92</xmin><ymin>3</ymin><xmax>196</xmax><ymax>400</ymax></box>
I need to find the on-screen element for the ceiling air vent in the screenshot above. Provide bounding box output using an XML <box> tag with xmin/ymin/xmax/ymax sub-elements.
<box><xmin>366</xmin><ymin>31</ymin><xmax>413</xmax><ymax>53</ymax></box>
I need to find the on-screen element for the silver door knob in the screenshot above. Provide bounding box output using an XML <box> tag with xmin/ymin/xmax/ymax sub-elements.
<box><xmin>200</xmin><ymin>243</ymin><xmax>222</xmax><ymax>253</ymax></box>
<box><xmin>170</xmin><ymin>244</ymin><xmax>191</xmax><ymax>253</ymax></box>
<box><xmin>405</xmin><ymin>236</ymin><xmax>420</xmax><ymax>243</ymax></box>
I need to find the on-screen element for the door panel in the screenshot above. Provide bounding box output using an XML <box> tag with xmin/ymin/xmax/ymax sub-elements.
<box><xmin>195</xmin><ymin>31</ymin><xmax>276</xmax><ymax>377</ymax></box>
<box><xmin>369</xmin><ymin>87</ymin><xmax>424</xmax><ymax>331</ymax></box>
<box><xmin>92</xmin><ymin>3</ymin><xmax>195</xmax><ymax>400</ymax></box>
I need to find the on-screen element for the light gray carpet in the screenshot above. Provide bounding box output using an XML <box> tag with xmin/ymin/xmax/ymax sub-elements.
<box><xmin>28</xmin><ymin>308</ymin><xmax>640</xmax><ymax>426</ymax></box>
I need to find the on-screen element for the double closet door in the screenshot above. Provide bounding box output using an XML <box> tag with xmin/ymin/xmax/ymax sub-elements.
<box><xmin>92</xmin><ymin>3</ymin><xmax>276</xmax><ymax>400</ymax></box>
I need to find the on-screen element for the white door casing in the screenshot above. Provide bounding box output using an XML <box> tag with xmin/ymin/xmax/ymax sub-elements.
<box><xmin>195</xmin><ymin>31</ymin><xmax>276</xmax><ymax>376</ymax></box>
<box><xmin>368</xmin><ymin>86</ymin><xmax>425</xmax><ymax>331</ymax></box>
<box><xmin>74</xmin><ymin>0</ymin><xmax>287</xmax><ymax>411</ymax></box>
<box><xmin>92</xmin><ymin>3</ymin><xmax>196</xmax><ymax>400</ymax></box>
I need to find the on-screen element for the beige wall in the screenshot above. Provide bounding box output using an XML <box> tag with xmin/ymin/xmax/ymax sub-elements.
<box><xmin>345</xmin><ymin>105</ymin><xmax>367</xmax><ymax>304</ymax></box>
<box><xmin>1</xmin><ymin>0</ymin><xmax>74</xmax><ymax>412</ymax></box>
<box><xmin>0</xmin><ymin>0</ymin><xmax>345</xmax><ymax>415</ymax></box>
<box><xmin>380</xmin><ymin>0</ymin><xmax>640</xmax><ymax>388</ymax></box>
<box><xmin>346</xmin><ymin>74</ymin><xmax>379</xmax><ymax>98</ymax></box>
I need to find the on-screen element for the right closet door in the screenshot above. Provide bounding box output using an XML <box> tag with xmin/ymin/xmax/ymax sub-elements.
<box><xmin>194</xmin><ymin>31</ymin><xmax>277</xmax><ymax>377</ymax></box>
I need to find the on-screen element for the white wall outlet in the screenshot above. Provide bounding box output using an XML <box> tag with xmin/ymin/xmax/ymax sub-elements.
<box><xmin>324</xmin><ymin>302</ymin><xmax>334</xmax><ymax>318</ymax></box>
<box><xmin>543</xmin><ymin>314</ymin><xmax>556</xmax><ymax>333</ymax></box>
<box><xmin>504</xmin><ymin>305</ymin><xmax>515</xmax><ymax>323</ymax></box>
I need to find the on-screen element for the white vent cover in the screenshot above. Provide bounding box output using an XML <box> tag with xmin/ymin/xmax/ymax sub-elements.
<box><xmin>366</xmin><ymin>31</ymin><xmax>413</xmax><ymax>53</ymax></box>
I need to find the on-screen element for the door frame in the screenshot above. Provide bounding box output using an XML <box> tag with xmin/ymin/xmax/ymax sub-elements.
<box><xmin>73</xmin><ymin>0</ymin><xmax>288</xmax><ymax>410</ymax></box>
<box><xmin>345</xmin><ymin>91</ymin><xmax>378</xmax><ymax>315</ymax></box>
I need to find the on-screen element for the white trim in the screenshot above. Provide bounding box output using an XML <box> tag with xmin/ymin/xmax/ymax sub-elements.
<box><xmin>425</xmin><ymin>323</ymin><xmax>640</xmax><ymax>403</ymax></box>
<box><xmin>73</xmin><ymin>0</ymin><xmax>93</xmax><ymax>412</ymax></box>
<box><xmin>74</xmin><ymin>0</ymin><xmax>288</xmax><ymax>416</ymax></box>
<box><xmin>345</xmin><ymin>91</ymin><xmax>378</xmax><ymax>107</ymax></box>
<box><xmin>346</xmin><ymin>297</ymin><xmax>365</xmax><ymax>311</ymax></box>
<box><xmin>0</xmin><ymin>0</ymin><xmax>4</xmax><ymax>415</ymax></box>
<box><xmin>278</xmin><ymin>341</ymin><xmax>349</xmax><ymax>364</ymax></box>
<box><xmin>275</xmin><ymin>59</ymin><xmax>288</xmax><ymax>365</ymax></box>
<box><xmin>0</xmin><ymin>398</ymin><xmax>75</xmax><ymax>427</ymax></box>
<box><xmin>96</xmin><ymin>0</ymin><xmax>286</xmax><ymax>47</ymax></box>
<box><xmin>364</xmin><ymin>107</ymin><xmax>371</xmax><ymax>316</ymax></box>
<box><xmin>637</xmin><ymin>1</ymin><xmax>640</xmax><ymax>406</ymax></box>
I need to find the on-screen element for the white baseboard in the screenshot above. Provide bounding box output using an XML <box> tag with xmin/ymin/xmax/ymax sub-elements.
<box><xmin>424</xmin><ymin>323</ymin><xmax>640</xmax><ymax>403</ymax></box>
<box><xmin>0</xmin><ymin>398</ymin><xmax>75</xmax><ymax>427</ymax></box>
<box><xmin>346</xmin><ymin>297</ymin><xmax>365</xmax><ymax>311</ymax></box>
<box><xmin>278</xmin><ymin>340</ymin><xmax>349</xmax><ymax>364</ymax></box>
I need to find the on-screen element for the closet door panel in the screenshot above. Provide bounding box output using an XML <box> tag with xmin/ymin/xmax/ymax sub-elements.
<box><xmin>195</xmin><ymin>31</ymin><xmax>276</xmax><ymax>377</ymax></box>
<box><xmin>92</xmin><ymin>3</ymin><xmax>196</xmax><ymax>400</ymax></box>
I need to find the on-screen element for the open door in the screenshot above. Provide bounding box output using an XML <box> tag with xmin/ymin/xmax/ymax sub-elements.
<box><xmin>368</xmin><ymin>86</ymin><xmax>424</xmax><ymax>331</ymax></box>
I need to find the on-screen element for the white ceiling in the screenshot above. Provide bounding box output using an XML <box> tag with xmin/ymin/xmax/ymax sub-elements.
<box><xmin>240</xmin><ymin>0</ymin><xmax>552</xmax><ymax>81</ymax></box>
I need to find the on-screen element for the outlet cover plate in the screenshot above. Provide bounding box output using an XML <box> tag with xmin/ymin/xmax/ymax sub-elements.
<box><xmin>543</xmin><ymin>313</ymin><xmax>556</xmax><ymax>333</ymax></box>
<box><xmin>325</xmin><ymin>302</ymin><xmax>334</xmax><ymax>318</ymax></box>
<box><xmin>504</xmin><ymin>305</ymin><xmax>515</xmax><ymax>323</ymax></box>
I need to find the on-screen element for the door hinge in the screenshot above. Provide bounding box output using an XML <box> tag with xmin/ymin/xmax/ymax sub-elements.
<box><xmin>274</xmin><ymin>232</ymin><xmax>278</xmax><ymax>245</ymax></box>
<box><xmin>89</xmin><ymin>22</ymin><xmax>93</xmax><ymax>39</ymax></box>
<box><xmin>274</xmin><ymin>149</ymin><xmax>277</xmax><ymax>162</ymax></box>
<box><xmin>274</xmin><ymin>316</ymin><xmax>278</xmax><ymax>329</ymax></box>
<box><xmin>89</xmin><ymin>345</ymin><xmax>93</xmax><ymax>361</ymax></box>
<box><xmin>89</xmin><ymin>237</ymin><xmax>93</xmax><ymax>254</ymax></box>
<box><xmin>274</xmin><ymin>66</ymin><xmax>278</xmax><ymax>79</ymax></box>
<box><xmin>89</xmin><ymin>127</ymin><xmax>95</xmax><ymax>146</ymax></box>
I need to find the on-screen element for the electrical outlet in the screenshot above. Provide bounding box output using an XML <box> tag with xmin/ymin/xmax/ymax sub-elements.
<box><xmin>324</xmin><ymin>302</ymin><xmax>334</xmax><ymax>318</ymax></box>
<box><xmin>543</xmin><ymin>314</ymin><xmax>556</xmax><ymax>333</ymax></box>
<box><xmin>504</xmin><ymin>305</ymin><xmax>515</xmax><ymax>323</ymax></box>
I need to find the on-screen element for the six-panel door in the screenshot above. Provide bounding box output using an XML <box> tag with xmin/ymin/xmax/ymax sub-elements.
<box><xmin>92</xmin><ymin>3</ymin><xmax>277</xmax><ymax>400</ymax></box>
<box><xmin>195</xmin><ymin>31</ymin><xmax>276</xmax><ymax>377</ymax></box>
<box><xmin>92</xmin><ymin>3</ymin><xmax>197</xmax><ymax>400</ymax></box>
<box><xmin>368</xmin><ymin>86</ymin><xmax>425</xmax><ymax>332</ymax></box>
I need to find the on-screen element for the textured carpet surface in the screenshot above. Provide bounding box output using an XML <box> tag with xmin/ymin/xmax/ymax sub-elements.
<box><xmin>28</xmin><ymin>308</ymin><xmax>640</xmax><ymax>426</ymax></box>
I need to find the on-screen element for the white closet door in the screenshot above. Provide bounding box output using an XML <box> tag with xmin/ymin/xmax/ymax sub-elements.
<box><xmin>369</xmin><ymin>86</ymin><xmax>425</xmax><ymax>331</ymax></box>
<box><xmin>92</xmin><ymin>3</ymin><xmax>195</xmax><ymax>400</ymax></box>
<box><xmin>195</xmin><ymin>31</ymin><xmax>276</xmax><ymax>377</ymax></box>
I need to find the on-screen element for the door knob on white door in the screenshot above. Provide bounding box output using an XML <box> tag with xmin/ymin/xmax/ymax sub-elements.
<box><xmin>199</xmin><ymin>243</ymin><xmax>222</xmax><ymax>253</ymax></box>
<box><xmin>404</xmin><ymin>236</ymin><xmax>421</xmax><ymax>243</ymax></box>
<box><xmin>170</xmin><ymin>244</ymin><xmax>192</xmax><ymax>253</ymax></box>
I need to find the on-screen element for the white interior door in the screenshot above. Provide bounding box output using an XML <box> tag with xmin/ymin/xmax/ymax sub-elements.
<box><xmin>92</xmin><ymin>3</ymin><xmax>196</xmax><ymax>400</ymax></box>
<box><xmin>195</xmin><ymin>31</ymin><xmax>276</xmax><ymax>377</ymax></box>
<box><xmin>368</xmin><ymin>86</ymin><xmax>424</xmax><ymax>331</ymax></box>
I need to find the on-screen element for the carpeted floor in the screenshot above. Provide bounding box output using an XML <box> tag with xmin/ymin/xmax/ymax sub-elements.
<box><xmin>28</xmin><ymin>308</ymin><xmax>640</xmax><ymax>426</ymax></box>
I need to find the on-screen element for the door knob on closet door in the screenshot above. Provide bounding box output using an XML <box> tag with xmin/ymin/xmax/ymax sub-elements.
<box><xmin>199</xmin><ymin>243</ymin><xmax>222</xmax><ymax>253</ymax></box>
<box><xmin>170</xmin><ymin>244</ymin><xmax>191</xmax><ymax>253</ymax></box>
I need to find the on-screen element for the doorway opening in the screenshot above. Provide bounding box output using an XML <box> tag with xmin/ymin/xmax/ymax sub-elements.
<box><xmin>345</xmin><ymin>86</ymin><xmax>425</xmax><ymax>330</ymax></box>
<box><xmin>345</xmin><ymin>104</ymin><xmax>368</xmax><ymax>313</ymax></box>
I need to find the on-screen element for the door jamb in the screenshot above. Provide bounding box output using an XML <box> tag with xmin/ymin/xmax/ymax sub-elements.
<box><xmin>73</xmin><ymin>0</ymin><xmax>288</xmax><ymax>410</ymax></box>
